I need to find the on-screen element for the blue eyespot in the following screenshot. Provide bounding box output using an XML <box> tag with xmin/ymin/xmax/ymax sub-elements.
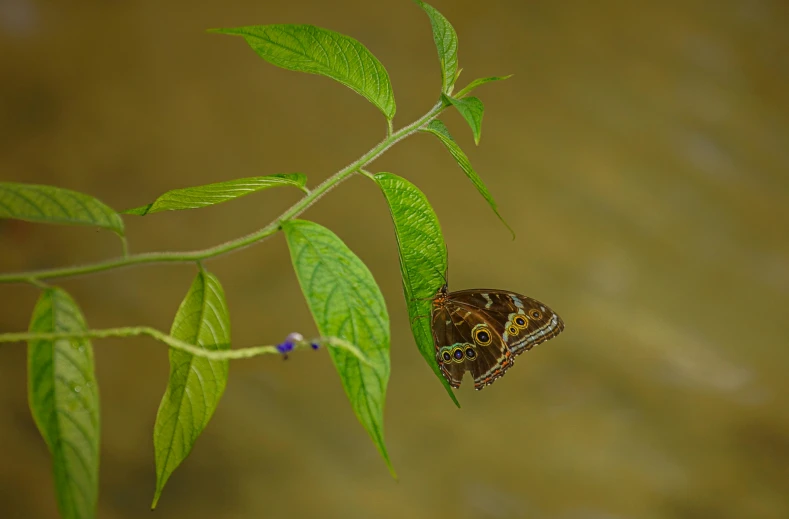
<box><xmin>453</xmin><ymin>348</ymin><xmax>464</xmax><ymax>360</ymax></box>
<box><xmin>442</xmin><ymin>351</ymin><xmax>451</xmax><ymax>362</ymax></box>
<box><xmin>465</xmin><ymin>348</ymin><xmax>476</xmax><ymax>359</ymax></box>
<box><xmin>474</xmin><ymin>327</ymin><xmax>492</xmax><ymax>346</ymax></box>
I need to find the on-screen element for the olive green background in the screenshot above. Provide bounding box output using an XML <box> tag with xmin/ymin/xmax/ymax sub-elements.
<box><xmin>1</xmin><ymin>1</ymin><xmax>788</xmax><ymax>518</ymax></box>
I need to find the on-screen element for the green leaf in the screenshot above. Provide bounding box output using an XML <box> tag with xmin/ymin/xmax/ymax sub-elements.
<box><xmin>28</xmin><ymin>288</ymin><xmax>100</xmax><ymax>519</ymax></box>
<box><xmin>152</xmin><ymin>269</ymin><xmax>230</xmax><ymax>509</ymax></box>
<box><xmin>455</xmin><ymin>74</ymin><xmax>513</xmax><ymax>98</ymax></box>
<box><xmin>0</xmin><ymin>182</ymin><xmax>124</xmax><ymax>236</ymax></box>
<box><xmin>374</xmin><ymin>173</ymin><xmax>459</xmax><ymax>407</ymax></box>
<box><xmin>212</xmin><ymin>25</ymin><xmax>396</xmax><ymax>120</ymax></box>
<box><xmin>414</xmin><ymin>0</ymin><xmax>459</xmax><ymax>95</ymax></box>
<box><xmin>442</xmin><ymin>94</ymin><xmax>484</xmax><ymax>145</ymax></box>
<box><xmin>282</xmin><ymin>219</ymin><xmax>393</xmax><ymax>475</ymax></box>
<box><xmin>420</xmin><ymin>120</ymin><xmax>514</xmax><ymax>238</ymax></box>
<box><xmin>122</xmin><ymin>174</ymin><xmax>308</xmax><ymax>216</ymax></box>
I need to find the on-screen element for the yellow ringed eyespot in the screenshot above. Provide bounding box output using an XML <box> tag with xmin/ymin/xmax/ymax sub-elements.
<box><xmin>513</xmin><ymin>315</ymin><xmax>529</xmax><ymax>329</ymax></box>
<box><xmin>529</xmin><ymin>309</ymin><xmax>543</xmax><ymax>320</ymax></box>
<box><xmin>452</xmin><ymin>347</ymin><xmax>465</xmax><ymax>362</ymax></box>
<box><xmin>474</xmin><ymin>327</ymin><xmax>492</xmax><ymax>346</ymax></box>
<box><xmin>507</xmin><ymin>324</ymin><xmax>519</xmax><ymax>336</ymax></box>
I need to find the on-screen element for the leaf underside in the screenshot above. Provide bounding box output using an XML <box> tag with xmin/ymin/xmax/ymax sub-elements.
<box><xmin>28</xmin><ymin>288</ymin><xmax>100</xmax><ymax>519</ymax></box>
<box><xmin>152</xmin><ymin>269</ymin><xmax>231</xmax><ymax>508</ymax></box>
<box><xmin>212</xmin><ymin>24</ymin><xmax>396</xmax><ymax>120</ymax></box>
<box><xmin>123</xmin><ymin>174</ymin><xmax>308</xmax><ymax>215</ymax></box>
<box><xmin>374</xmin><ymin>173</ymin><xmax>459</xmax><ymax>407</ymax></box>
<box><xmin>414</xmin><ymin>0</ymin><xmax>459</xmax><ymax>95</ymax></box>
<box><xmin>455</xmin><ymin>74</ymin><xmax>513</xmax><ymax>98</ymax></box>
<box><xmin>1</xmin><ymin>182</ymin><xmax>124</xmax><ymax>236</ymax></box>
<box><xmin>282</xmin><ymin>219</ymin><xmax>394</xmax><ymax>475</ymax></box>
<box><xmin>443</xmin><ymin>94</ymin><xmax>485</xmax><ymax>145</ymax></box>
<box><xmin>420</xmin><ymin>120</ymin><xmax>514</xmax><ymax>238</ymax></box>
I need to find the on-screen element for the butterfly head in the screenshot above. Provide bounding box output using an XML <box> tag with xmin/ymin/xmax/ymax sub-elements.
<box><xmin>432</xmin><ymin>283</ymin><xmax>449</xmax><ymax>309</ymax></box>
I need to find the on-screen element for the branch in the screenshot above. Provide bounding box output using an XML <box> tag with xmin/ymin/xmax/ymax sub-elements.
<box><xmin>1</xmin><ymin>327</ymin><xmax>371</xmax><ymax>365</ymax></box>
<box><xmin>0</xmin><ymin>101</ymin><xmax>445</xmax><ymax>284</ymax></box>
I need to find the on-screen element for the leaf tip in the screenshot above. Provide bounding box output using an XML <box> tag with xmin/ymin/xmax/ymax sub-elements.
<box><xmin>206</xmin><ymin>27</ymin><xmax>233</xmax><ymax>35</ymax></box>
<box><xmin>380</xmin><ymin>448</ymin><xmax>398</xmax><ymax>480</ymax></box>
<box><xmin>445</xmin><ymin>384</ymin><xmax>461</xmax><ymax>407</ymax></box>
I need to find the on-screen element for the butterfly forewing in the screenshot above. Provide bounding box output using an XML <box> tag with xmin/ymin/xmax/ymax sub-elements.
<box><xmin>449</xmin><ymin>290</ymin><xmax>565</xmax><ymax>355</ymax></box>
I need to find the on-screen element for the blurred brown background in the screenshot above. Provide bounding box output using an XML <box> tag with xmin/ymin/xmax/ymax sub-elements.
<box><xmin>1</xmin><ymin>0</ymin><xmax>788</xmax><ymax>518</ymax></box>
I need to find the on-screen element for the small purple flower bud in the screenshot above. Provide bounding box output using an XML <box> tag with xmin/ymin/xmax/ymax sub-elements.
<box><xmin>277</xmin><ymin>333</ymin><xmax>303</xmax><ymax>360</ymax></box>
<box><xmin>311</xmin><ymin>342</ymin><xmax>320</xmax><ymax>350</ymax></box>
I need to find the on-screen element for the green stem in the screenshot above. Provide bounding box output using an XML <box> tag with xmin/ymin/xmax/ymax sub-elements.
<box><xmin>0</xmin><ymin>101</ymin><xmax>445</xmax><ymax>284</ymax></box>
<box><xmin>2</xmin><ymin>327</ymin><xmax>370</xmax><ymax>364</ymax></box>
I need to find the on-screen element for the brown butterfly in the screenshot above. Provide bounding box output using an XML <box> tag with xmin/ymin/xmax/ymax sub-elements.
<box><xmin>431</xmin><ymin>284</ymin><xmax>564</xmax><ymax>390</ymax></box>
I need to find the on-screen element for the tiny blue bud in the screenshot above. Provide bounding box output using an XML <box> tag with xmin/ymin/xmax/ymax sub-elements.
<box><xmin>311</xmin><ymin>342</ymin><xmax>320</xmax><ymax>350</ymax></box>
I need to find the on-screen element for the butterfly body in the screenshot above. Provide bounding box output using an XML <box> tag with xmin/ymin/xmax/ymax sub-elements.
<box><xmin>431</xmin><ymin>285</ymin><xmax>564</xmax><ymax>390</ymax></box>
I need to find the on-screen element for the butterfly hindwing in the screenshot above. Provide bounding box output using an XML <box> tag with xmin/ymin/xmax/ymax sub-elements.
<box><xmin>430</xmin><ymin>303</ymin><xmax>467</xmax><ymax>388</ymax></box>
<box><xmin>431</xmin><ymin>301</ymin><xmax>514</xmax><ymax>390</ymax></box>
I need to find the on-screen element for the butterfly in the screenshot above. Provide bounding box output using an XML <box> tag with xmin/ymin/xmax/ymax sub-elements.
<box><xmin>430</xmin><ymin>284</ymin><xmax>564</xmax><ymax>390</ymax></box>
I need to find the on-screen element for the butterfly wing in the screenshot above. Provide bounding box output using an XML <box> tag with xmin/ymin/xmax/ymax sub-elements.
<box><xmin>430</xmin><ymin>303</ymin><xmax>468</xmax><ymax>388</ymax></box>
<box><xmin>433</xmin><ymin>289</ymin><xmax>564</xmax><ymax>390</ymax></box>
<box><xmin>431</xmin><ymin>297</ymin><xmax>515</xmax><ymax>390</ymax></box>
<box><xmin>449</xmin><ymin>289</ymin><xmax>564</xmax><ymax>356</ymax></box>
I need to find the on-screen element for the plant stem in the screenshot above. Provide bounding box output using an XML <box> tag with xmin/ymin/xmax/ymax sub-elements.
<box><xmin>0</xmin><ymin>101</ymin><xmax>445</xmax><ymax>284</ymax></box>
<box><xmin>2</xmin><ymin>327</ymin><xmax>370</xmax><ymax>364</ymax></box>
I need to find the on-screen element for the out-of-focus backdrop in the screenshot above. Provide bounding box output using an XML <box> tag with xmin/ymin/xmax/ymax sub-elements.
<box><xmin>1</xmin><ymin>0</ymin><xmax>788</xmax><ymax>518</ymax></box>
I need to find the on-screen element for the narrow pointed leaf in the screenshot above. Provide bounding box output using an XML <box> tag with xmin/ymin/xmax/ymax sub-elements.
<box><xmin>442</xmin><ymin>94</ymin><xmax>484</xmax><ymax>145</ymax></box>
<box><xmin>414</xmin><ymin>0</ymin><xmax>459</xmax><ymax>94</ymax></box>
<box><xmin>152</xmin><ymin>269</ymin><xmax>230</xmax><ymax>509</ymax></box>
<box><xmin>212</xmin><ymin>25</ymin><xmax>396</xmax><ymax>120</ymax></box>
<box><xmin>122</xmin><ymin>174</ymin><xmax>308</xmax><ymax>216</ymax></box>
<box><xmin>420</xmin><ymin>120</ymin><xmax>514</xmax><ymax>237</ymax></box>
<box><xmin>28</xmin><ymin>288</ymin><xmax>100</xmax><ymax>519</ymax></box>
<box><xmin>455</xmin><ymin>74</ymin><xmax>513</xmax><ymax>98</ymax></box>
<box><xmin>0</xmin><ymin>182</ymin><xmax>124</xmax><ymax>236</ymax></box>
<box><xmin>374</xmin><ymin>173</ymin><xmax>459</xmax><ymax>407</ymax></box>
<box><xmin>282</xmin><ymin>219</ymin><xmax>393</xmax><ymax>475</ymax></box>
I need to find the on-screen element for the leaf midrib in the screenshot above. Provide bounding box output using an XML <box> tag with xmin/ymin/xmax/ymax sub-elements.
<box><xmin>157</xmin><ymin>275</ymin><xmax>208</xmax><ymax>488</ymax></box>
